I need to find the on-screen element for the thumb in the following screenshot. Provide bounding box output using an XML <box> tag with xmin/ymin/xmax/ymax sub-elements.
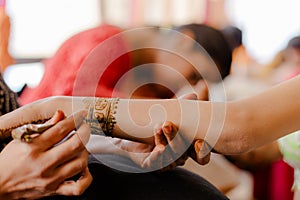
<box><xmin>195</xmin><ymin>80</ymin><xmax>209</xmax><ymax>100</ymax></box>
<box><xmin>179</xmin><ymin>93</ymin><xmax>198</xmax><ymax>100</ymax></box>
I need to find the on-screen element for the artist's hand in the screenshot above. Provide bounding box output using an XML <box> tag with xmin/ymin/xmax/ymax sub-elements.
<box><xmin>0</xmin><ymin>110</ymin><xmax>92</xmax><ymax>200</ymax></box>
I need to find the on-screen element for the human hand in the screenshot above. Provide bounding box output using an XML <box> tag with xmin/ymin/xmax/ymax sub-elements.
<box><xmin>98</xmin><ymin>120</ymin><xmax>189</xmax><ymax>172</ymax></box>
<box><xmin>128</xmin><ymin>120</ymin><xmax>211</xmax><ymax>171</ymax></box>
<box><xmin>178</xmin><ymin>91</ymin><xmax>211</xmax><ymax>165</ymax></box>
<box><xmin>151</xmin><ymin>121</ymin><xmax>212</xmax><ymax>169</ymax></box>
<box><xmin>126</xmin><ymin>92</ymin><xmax>211</xmax><ymax>171</ymax></box>
<box><xmin>188</xmin><ymin>139</ymin><xmax>212</xmax><ymax>165</ymax></box>
<box><xmin>0</xmin><ymin>110</ymin><xmax>92</xmax><ymax>199</ymax></box>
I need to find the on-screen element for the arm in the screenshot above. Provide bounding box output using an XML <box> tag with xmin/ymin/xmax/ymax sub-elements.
<box><xmin>225</xmin><ymin>75</ymin><xmax>300</xmax><ymax>153</ymax></box>
<box><xmin>115</xmin><ymin>75</ymin><xmax>300</xmax><ymax>154</ymax></box>
<box><xmin>0</xmin><ymin>96</ymin><xmax>213</xmax><ymax>154</ymax></box>
<box><xmin>1</xmin><ymin>76</ymin><xmax>300</xmax><ymax>154</ymax></box>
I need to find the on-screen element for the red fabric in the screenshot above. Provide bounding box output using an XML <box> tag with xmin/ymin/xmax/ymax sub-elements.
<box><xmin>252</xmin><ymin>160</ymin><xmax>294</xmax><ymax>200</ymax></box>
<box><xmin>269</xmin><ymin>160</ymin><xmax>294</xmax><ymax>200</ymax></box>
<box><xmin>19</xmin><ymin>24</ymin><xmax>131</xmax><ymax>105</ymax></box>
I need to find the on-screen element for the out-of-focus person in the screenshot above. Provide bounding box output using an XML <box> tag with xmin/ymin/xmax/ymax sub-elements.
<box><xmin>0</xmin><ymin>2</ymin><xmax>14</xmax><ymax>73</ymax></box>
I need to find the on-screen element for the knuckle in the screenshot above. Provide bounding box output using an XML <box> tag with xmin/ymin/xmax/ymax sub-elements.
<box><xmin>141</xmin><ymin>159</ymin><xmax>151</xmax><ymax>169</ymax></box>
<box><xmin>70</xmin><ymin>136</ymin><xmax>85</xmax><ymax>152</ymax></box>
<box><xmin>81</xmin><ymin>150</ymin><xmax>89</xmax><ymax>161</ymax></box>
<box><xmin>39</xmin><ymin>165</ymin><xmax>53</xmax><ymax>177</ymax></box>
<box><xmin>56</xmin><ymin>124</ymin><xmax>72</xmax><ymax>135</ymax></box>
<box><xmin>78</xmin><ymin>158</ymin><xmax>86</xmax><ymax>170</ymax></box>
<box><xmin>37</xmin><ymin>179</ymin><xmax>56</xmax><ymax>192</ymax></box>
<box><xmin>71</xmin><ymin>187</ymin><xmax>84</xmax><ymax>196</ymax></box>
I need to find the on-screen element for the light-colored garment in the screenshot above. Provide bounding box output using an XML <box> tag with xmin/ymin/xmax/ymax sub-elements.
<box><xmin>278</xmin><ymin>131</ymin><xmax>300</xmax><ymax>190</ymax></box>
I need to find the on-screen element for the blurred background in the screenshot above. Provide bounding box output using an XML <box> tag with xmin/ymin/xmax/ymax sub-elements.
<box><xmin>4</xmin><ymin>0</ymin><xmax>300</xmax><ymax>91</ymax></box>
<box><xmin>6</xmin><ymin>0</ymin><xmax>300</xmax><ymax>63</ymax></box>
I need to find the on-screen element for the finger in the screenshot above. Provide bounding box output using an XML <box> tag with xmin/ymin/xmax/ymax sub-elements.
<box><xmin>37</xmin><ymin>110</ymin><xmax>87</xmax><ymax>150</ymax></box>
<box><xmin>175</xmin><ymin>153</ymin><xmax>189</xmax><ymax>166</ymax></box>
<box><xmin>153</xmin><ymin>124</ymin><xmax>180</xmax><ymax>169</ymax></box>
<box><xmin>76</xmin><ymin>122</ymin><xmax>91</xmax><ymax>146</ymax></box>
<box><xmin>43</xmin><ymin>110</ymin><xmax>66</xmax><ymax>126</ymax></box>
<box><xmin>153</xmin><ymin>124</ymin><xmax>167</xmax><ymax>147</ymax></box>
<box><xmin>178</xmin><ymin>93</ymin><xmax>198</xmax><ymax>100</ymax></box>
<box><xmin>53</xmin><ymin>150</ymin><xmax>89</xmax><ymax>183</ymax></box>
<box><xmin>56</xmin><ymin>167</ymin><xmax>92</xmax><ymax>196</ymax></box>
<box><xmin>0</xmin><ymin>99</ymin><xmax>58</xmax><ymax>134</ymax></box>
<box><xmin>141</xmin><ymin>145</ymin><xmax>165</xmax><ymax>170</ymax></box>
<box><xmin>195</xmin><ymin>80</ymin><xmax>209</xmax><ymax>101</ymax></box>
<box><xmin>46</xmin><ymin>124</ymin><xmax>89</xmax><ymax>166</ymax></box>
<box><xmin>193</xmin><ymin>140</ymin><xmax>211</xmax><ymax>165</ymax></box>
<box><xmin>162</xmin><ymin>121</ymin><xmax>188</xmax><ymax>158</ymax></box>
<box><xmin>162</xmin><ymin>121</ymin><xmax>178</xmax><ymax>143</ymax></box>
<box><xmin>11</xmin><ymin>110</ymin><xmax>66</xmax><ymax>142</ymax></box>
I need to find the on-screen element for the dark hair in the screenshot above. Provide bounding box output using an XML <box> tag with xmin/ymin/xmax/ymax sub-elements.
<box><xmin>287</xmin><ymin>36</ymin><xmax>300</xmax><ymax>49</ymax></box>
<box><xmin>175</xmin><ymin>23</ymin><xmax>232</xmax><ymax>79</ymax></box>
<box><xmin>221</xmin><ymin>26</ymin><xmax>243</xmax><ymax>51</ymax></box>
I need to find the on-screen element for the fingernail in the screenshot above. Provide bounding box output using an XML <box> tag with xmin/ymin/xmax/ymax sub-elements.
<box><xmin>81</xmin><ymin>110</ymin><xmax>88</xmax><ymax>117</ymax></box>
<box><xmin>197</xmin><ymin>141</ymin><xmax>210</xmax><ymax>158</ymax></box>
<box><xmin>157</xmin><ymin>144</ymin><xmax>164</xmax><ymax>151</ymax></box>
<box><xmin>154</xmin><ymin>127</ymin><xmax>162</xmax><ymax>134</ymax></box>
<box><xmin>163</xmin><ymin>123</ymin><xmax>172</xmax><ymax>134</ymax></box>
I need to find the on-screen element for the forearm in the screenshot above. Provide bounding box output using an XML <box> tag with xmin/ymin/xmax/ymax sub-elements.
<box><xmin>114</xmin><ymin>99</ymin><xmax>207</xmax><ymax>144</ymax></box>
<box><xmin>2</xmin><ymin>74</ymin><xmax>300</xmax><ymax>155</ymax></box>
<box><xmin>0</xmin><ymin>96</ymin><xmax>249</xmax><ymax>154</ymax></box>
<box><xmin>0</xmin><ymin>97</ymin><xmax>210</xmax><ymax>146</ymax></box>
<box><xmin>232</xmin><ymin>76</ymin><xmax>300</xmax><ymax>151</ymax></box>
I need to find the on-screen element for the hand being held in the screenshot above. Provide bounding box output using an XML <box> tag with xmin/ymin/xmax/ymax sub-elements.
<box><xmin>152</xmin><ymin>121</ymin><xmax>212</xmax><ymax>170</ymax></box>
<box><xmin>135</xmin><ymin>92</ymin><xmax>212</xmax><ymax>171</ymax></box>
<box><xmin>180</xmin><ymin>91</ymin><xmax>211</xmax><ymax>166</ymax></box>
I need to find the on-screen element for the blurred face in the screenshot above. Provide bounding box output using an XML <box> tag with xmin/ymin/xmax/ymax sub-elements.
<box><xmin>153</xmin><ymin>33</ymin><xmax>219</xmax><ymax>94</ymax></box>
<box><xmin>284</xmin><ymin>48</ymin><xmax>300</xmax><ymax>65</ymax></box>
<box><xmin>130</xmin><ymin>29</ymin><xmax>222</xmax><ymax>99</ymax></box>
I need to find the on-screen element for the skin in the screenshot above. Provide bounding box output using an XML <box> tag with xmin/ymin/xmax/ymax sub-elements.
<box><xmin>85</xmin><ymin>93</ymin><xmax>210</xmax><ymax>172</ymax></box>
<box><xmin>228</xmin><ymin>75</ymin><xmax>300</xmax><ymax>153</ymax></box>
<box><xmin>0</xmin><ymin>110</ymin><xmax>92</xmax><ymax>199</ymax></box>
<box><xmin>2</xmin><ymin>75</ymin><xmax>300</xmax><ymax>156</ymax></box>
<box><xmin>0</xmin><ymin>94</ymin><xmax>209</xmax><ymax>199</ymax></box>
<box><xmin>121</xmin><ymin>28</ymin><xmax>221</xmax><ymax>99</ymax></box>
<box><xmin>1</xmin><ymin>73</ymin><xmax>299</xmax><ymax>199</ymax></box>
